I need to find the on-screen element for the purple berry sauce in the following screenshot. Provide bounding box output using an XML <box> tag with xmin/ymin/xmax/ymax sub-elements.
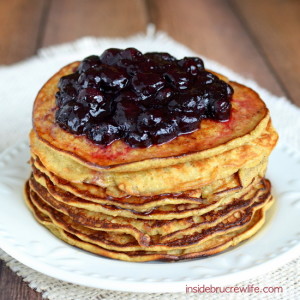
<box><xmin>55</xmin><ymin>48</ymin><xmax>233</xmax><ymax>148</ymax></box>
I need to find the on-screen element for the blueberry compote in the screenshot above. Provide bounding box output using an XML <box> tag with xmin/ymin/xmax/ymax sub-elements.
<box><xmin>55</xmin><ymin>48</ymin><xmax>234</xmax><ymax>148</ymax></box>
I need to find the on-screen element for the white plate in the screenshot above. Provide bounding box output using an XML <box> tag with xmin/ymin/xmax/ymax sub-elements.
<box><xmin>0</xmin><ymin>141</ymin><xmax>299</xmax><ymax>293</ymax></box>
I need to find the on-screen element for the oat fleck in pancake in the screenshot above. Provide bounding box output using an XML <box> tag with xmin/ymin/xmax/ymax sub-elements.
<box><xmin>24</xmin><ymin>48</ymin><xmax>278</xmax><ymax>261</ymax></box>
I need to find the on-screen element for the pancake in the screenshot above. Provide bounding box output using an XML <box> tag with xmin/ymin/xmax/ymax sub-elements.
<box><xmin>25</xmin><ymin>49</ymin><xmax>278</xmax><ymax>262</ymax></box>
<box><xmin>26</xmin><ymin>179</ymin><xmax>271</xmax><ymax>247</ymax></box>
<box><xmin>29</xmin><ymin>174</ymin><xmax>269</xmax><ymax>234</ymax></box>
<box><xmin>30</xmin><ymin>121</ymin><xmax>277</xmax><ymax>196</ymax></box>
<box><xmin>30</xmin><ymin>169</ymin><xmax>268</xmax><ymax>220</ymax></box>
<box><xmin>24</xmin><ymin>181</ymin><xmax>273</xmax><ymax>261</ymax></box>
<box><xmin>32</xmin><ymin>155</ymin><xmax>268</xmax><ymax>205</ymax></box>
<box><xmin>31</xmin><ymin>158</ymin><xmax>267</xmax><ymax>214</ymax></box>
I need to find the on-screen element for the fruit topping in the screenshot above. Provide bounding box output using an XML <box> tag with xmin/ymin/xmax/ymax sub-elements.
<box><xmin>55</xmin><ymin>48</ymin><xmax>234</xmax><ymax>147</ymax></box>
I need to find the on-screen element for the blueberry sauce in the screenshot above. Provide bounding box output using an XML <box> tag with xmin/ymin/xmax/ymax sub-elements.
<box><xmin>55</xmin><ymin>48</ymin><xmax>234</xmax><ymax>148</ymax></box>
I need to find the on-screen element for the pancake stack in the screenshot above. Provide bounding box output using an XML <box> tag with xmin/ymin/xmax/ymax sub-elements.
<box><xmin>25</xmin><ymin>59</ymin><xmax>278</xmax><ymax>262</ymax></box>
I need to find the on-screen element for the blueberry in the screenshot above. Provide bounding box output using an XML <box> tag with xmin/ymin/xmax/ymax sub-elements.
<box><xmin>77</xmin><ymin>88</ymin><xmax>104</xmax><ymax>104</ymax></box>
<box><xmin>226</xmin><ymin>84</ymin><xmax>234</xmax><ymax>97</ymax></box>
<box><xmin>132</xmin><ymin>73</ymin><xmax>165</xmax><ymax>98</ymax></box>
<box><xmin>56</xmin><ymin>103</ymin><xmax>73</xmax><ymax>129</ymax></box>
<box><xmin>77</xmin><ymin>88</ymin><xmax>109</xmax><ymax>118</ymax></box>
<box><xmin>113</xmin><ymin>99</ymin><xmax>141</xmax><ymax>132</ymax></box>
<box><xmin>87</xmin><ymin>123</ymin><xmax>119</xmax><ymax>145</ymax></box>
<box><xmin>156</xmin><ymin>88</ymin><xmax>174</xmax><ymax>102</ymax></box>
<box><xmin>150</xmin><ymin>87</ymin><xmax>175</xmax><ymax>106</ymax></box>
<box><xmin>119</xmin><ymin>48</ymin><xmax>143</xmax><ymax>61</ymax></box>
<box><xmin>150</xmin><ymin>117</ymin><xmax>178</xmax><ymax>144</ymax></box>
<box><xmin>178</xmin><ymin>57</ymin><xmax>204</xmax><ymax>75</ymax></box>
<box><xmin>208</xmin><ymin>81</ymin><xmax>231</xmax><ymax>101</ymax></box>
<box><xmin>210</xmin><ymin>99</ymin><xmax>231</xmax><ymax>121</ymax></box>
<box><xmin>114</xmin><ymin>90</ymin><xmax>140</xmax><ymax>103</ymax></box>
<box><xmin>137</xmin><ymin>109</ymin><xmax>164</xmax><ymax>132</ymax></box>
<box><xmin>99</xmin><ymin>48</ymin><xmax>122</xmax><ymax>65</ymax></box>
<box><xmin>78</xmin><ymin>68</ymin><xmax>102</xmax><ymax>88</ymax></box>
<box><xmin>164</xmin><ymin>70</ymin><xmax>191</xmax><ymax>90</ymax></box>
<box><xmin>78</xmin><ymin>55</ymin><xmax>101</xmax><ymax>73</ymax></box>
<box><xmin>56</xmin><ymin>85</ymin><xmax>77</xmax><ymax>107</ymax></box>
<box><xmin>183</xmin><ymin>94</ymin><xmax>207</xmax><ymax>113</ymax></box>
<box><xmin>168</xmin><ymin>93</ymin><xmax>209</xmax><ymax>119</ymax></box>
<box><xmin>100</xmin><ymin>66</ymin><xmax>129</xmax><ymax>91</ymax></box>
<box><xmin>125</xmin><ymin>132</ymin><xmax>152</xmax><ymax>148</ymax></box>
<box><xmin>181</xmin><ymin>94</ymin><xmax>199</xmax><ymax>111</ymax></box>
<box><xmin>144</xmin><ymin>52</ymin><xmax>176</xmax><ymax>62</ymax></box>
<box><xmin>144</xmin><ymin>53</ymin><xmax>177</xmax><ymax>72</ymax></box>
<box><xmin>56</xmin><ymin>102</ymin><xmax>90</xmax><ymax>133</ymax></box>
<box><xmin>117</xmin><ymin>59</ymin><xmax>133</xmax><ymax>69</ymax></box>
<box><xmin>196</xmin><ymin>96</ymin><xmax>210</xmax><ymax>116</ymax></box>
<box><xmin>175</xmin><ymin>112</ymin><xmax>200</xmax><ymax>133</ymax></box>
<box><xmin>125</xmin><ymin>60</ymin><xmax>156</xmax><ymax>76</ymax></box>
<box><xmin>58</xmin><ymin>73</ymin><xmax>80</xmax><ymax>91</ymax></box>
<box><xmin>197</xmin><ymin>71</ymin><xmax>218</xmax><ymax>85</ymax></box>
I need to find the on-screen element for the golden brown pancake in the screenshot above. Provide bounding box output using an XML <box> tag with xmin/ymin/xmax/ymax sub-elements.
<box><xmin>32</xmin><ymin>154</ymin><xmax>268</xmax><ymax>205</ymax></box>
<box><xmin>24</xmin><ymin>181</ymin><xmax>273</xmax><ymax>261</ymax></box>
<box><xmin>26</xmin><ymin>179</ymin><xmax>271</xmax><ymax>248</ymax></box>
<box><xmin>30</xmin><ymin>121</ymin><xmax>277</xmax><ymax>196</ymax></box>
<box><xmin>31</xmin><ymin>158</ymin><xmax>267</xmax><ymax>212</ymax></box>
<box><xmin>30</xmin><ymin>171</ymin><xmax>267</xmax><ymax>221</ymax></box>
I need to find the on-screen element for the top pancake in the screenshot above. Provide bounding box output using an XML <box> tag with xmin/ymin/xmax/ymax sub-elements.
<box><xmin>33</xmin><ymin>62</ymin><xmax>269</xmax><ymax>172</ymax></box>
